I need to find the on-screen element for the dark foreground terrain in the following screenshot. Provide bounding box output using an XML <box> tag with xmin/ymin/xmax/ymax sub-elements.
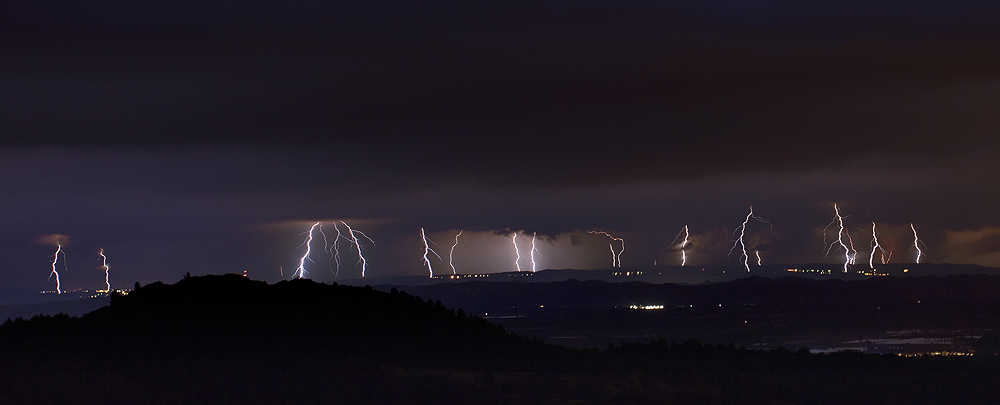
<box><xmin>384</xmin><ymin>274</ymin><xmax>1000</xmax><ymax>352</ymax></box>
<box><xmin>2</xmin><ymin>274</ymin><xmax>999</xmax><ymax>404</ymax></box>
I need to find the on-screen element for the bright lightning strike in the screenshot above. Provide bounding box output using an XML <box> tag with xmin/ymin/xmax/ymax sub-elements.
<box><xmin>420</xmin><ymin>228</ymin><xmax>442</xmax><ymax>278</ymax></box>
<box><xmin>670</xmin><ymin>226</ymin><xmax>692</xmax><ymax>266</ymax></box>
<box><xmin>823</xmin><ymin>204</ymin><xmax>857</xmax><ymax>273</ymax></box>
<box><xmin>341</xmin><ymin>221</ymin><xmax>374</xmax><ymax>278</ymax></box>
<box><xmin>328</xmin><ymin>222</ymin><xmax>344</xmax><ymax>277</ymax></box>
<box><xmin>449</xmin><ymin>230</ymin><xmax>463</xmax><ymax>274</ymax></box>
<box><xmin>755</xmin><ymin>250</ymin><xmax>762</xmax><ymax>266</ymax></box>
<box><xmin>292</xmin><ymin>222</ymin><xmax>321</xmax><ymax>279</ymax></box>
<box><xmin>49</xmin><ymin>241</ymin><xmax>64</xmax><ymax>294</ymax></box>
<box><xmin>530</xmin><ymin>232</ymin><xmax>541</xmax><ymax>272</ymax></box>
<box><xmin>728</xmin><ymin>206</ymin><xmax>772</xmax><ymax>272</ymax></box>
<box><xmin>587</xmin><ymin>231</ymin><xmax>624</xmax><ymax>268</ymax></box>
<box><xmin>99</xmin><ymin>248</ymin><xmax>110</xmax><ymax>293</ymax></box>
<box><xmin>911</xmin><ymin>223</ymin><xmax>924</xmax><ymax>264</ymax></box>
<box><xmin>511</xmin><ymin>233</ymin><xmax>522</xmax><ymax>272</ymax></box>
<box><xmin>869</xmin><ymin>222</ymin><xmax>889</xmax><ymax>269</ymax></box>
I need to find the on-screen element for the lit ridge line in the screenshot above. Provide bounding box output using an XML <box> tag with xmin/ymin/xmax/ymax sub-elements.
<box><xmin>449</xmin><ymin>230</ymin><xmax>463</xmax><ymax>274</ymax></box>
<box><xmin>670</xmin><ymin>226</ymin><xmax>691</xmax><ymax>266</ymax></box>
<box><xmin>511</xmin><ymin>232</ymin><xmax>522</xmax><ymax>272</ymax></box>
<box><xmin>99</xmin><ymin>248</ymin><xmax>110</xmax><ymax>292</ymax></box>
<box><xmin>293</xmin><ymin>222</ymin><xmax>321</xmax><ymax>279</ymax></box>
<box><xmin>727</xmin><ymin>206</ymin><xmax>771</xmax><ymax>272</ymax></box>
<box><xmin>587</xmin><ymin>231</ymin><xmax>624</xmax><ymax>268</ymax></box>
<box><xmin>911</xmin><ymin>223</ymin><xmax>924</xmax><ymax>264</ymax></box>
<box><xmin>530</xmin><ymin>232</ymin><xmax>540</xmax><ymax>272</ymax></box>
<box><xmin>49</xmin><ymin>241</ymin><xmax>63</xmax><ymax>294</ymax></box>
<box><xmin>420</xmin><ymin>228</ymin><xmax>442</xmax><ymax>278</ymax></box>
<box><xmin>341</xmin><ymin>221</ymin><xmax>374</xmax><ymax>278</ymax></box>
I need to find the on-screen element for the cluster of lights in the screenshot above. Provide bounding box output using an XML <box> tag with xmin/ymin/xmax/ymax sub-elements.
<box><xmin>432</xmin><ymin>274</ymin><xmax>491</xmax><ymax>280</ymax></box>
<box><xmin>786</xmin><ymin>269</ymin><xmax>833</xmax><ymax>274</ymax></box>
<box><xmin>629</xmin><ymin>304</ymin><xmax>664</xmax><ymax>310</ymax></box>
<box><xmin>896</xmin><ymin>351</ymin><xmax>973</xmax><ymax>357</ymax></box>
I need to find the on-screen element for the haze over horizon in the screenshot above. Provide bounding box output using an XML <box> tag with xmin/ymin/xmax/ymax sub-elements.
<box><xmin>3</xmin><ymin>0</ymin><xmax>1000</xmax><ymax>291</ymax></box>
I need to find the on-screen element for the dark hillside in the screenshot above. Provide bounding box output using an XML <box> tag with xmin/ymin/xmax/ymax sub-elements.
<box><xmin>1</xmin><ymin>274</ymin><xmax>562</xmax><ymax>368</ymax></box>
<box><xmin>2</xmin><ymin>274</ymin><xmax>1000</xmax><ymax>404</ymax></box>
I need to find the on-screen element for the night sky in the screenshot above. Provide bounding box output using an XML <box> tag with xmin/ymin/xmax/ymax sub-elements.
<box><xmin>3</xmin><ymin>0</ymin><xmax>1000</xmax><ymax>291</ymax></box>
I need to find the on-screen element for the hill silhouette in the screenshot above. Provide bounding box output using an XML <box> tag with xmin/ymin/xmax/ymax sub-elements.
<box><xmin>2</xmin><ymin>274</ymin><xmax>559</xmax><ymax>367</ymax></box>
<box><xmin>2</xmin><ymin>274</ymin><xmax>1000</xmax><ymax>404</ymax></box>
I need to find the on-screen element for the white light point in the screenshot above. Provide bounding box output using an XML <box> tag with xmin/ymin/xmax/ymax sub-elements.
<box><xmin>728</xmin><ymin>206</ymin><xmax>772</xmax><ymax>272</ymax></box>
<box><xmin>293</xmin><ymin>222</ymin><xmax>321</xmax><ymax>279</ymax></box>
<box><xmin>420</xmin><ymin>228</ymin><xmax>442</xmax><ymax>278</ymax></box>
<box><xmin>99</xmin><ymin>248</ymin><xmax>110</xmax><ymax>292</ymax></box>
<box><xmin>449</xmin><ymin>230</ymin><xmax>463</xmax><ymax>274</ymax></box>
<box><xmin>587</xmin><ymin>231</ymin><xmax>625</xmax><ymax>268</ymax></box>
<box><xmin>911</xmin><ymin>223</ymin><xmax>924</xmax><ymax>264</ymax></box>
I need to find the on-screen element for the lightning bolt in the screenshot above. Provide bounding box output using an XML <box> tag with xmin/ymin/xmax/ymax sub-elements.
<box><xmin>48</xmin><ymin>241</ymin><xmax>64</xmax><ymax>294</ymax></box>
<box><xmin>587</xmin><ymin>231</ymin><xmax>624</xmax><ymax>268</ymax></box>
<box><xmin>728</xmin><ymin>206</ymin><xmax>772</xmax><ymax>272</ymax></box>
<box><xmin>911</xmin><ymin>223</ymin><xmax>924</xmax><ymax>264</ymax></box>
<box><xmin>823</xmin><ymin>204</ymin><xmax>857</xmax><ymax>273</ymax></box>
<box><xmin>670</xmin><ymin>226</ymin><xmax>692</xmax><ymax>266</ymax></box>
<box><xmin>530</xmin><ymin>232</ymin><xmax>541</xmax><ymax>272</ymax></box>
<box><xmin>449</xmin><ymin>230</ymin><xmax>463</xmax><ymax>274</ymax></box>
<box><xmin>420</xmin><ymin>228</ymin><xmax>442</xmax><ymax>278</ymax></box>
<box><xmin>292</xmin><ymin>222</ymin><xmax>321</xmax><ymax>279</ymax></box>
<box><xmin>755</xmin><ymin>250</ymin><xmax>762</xmax><ymax>266</ymax></box>
<box><xmin>327</xmin><ymin>222</ymin><xmax>344</xmax><ymax>277</ymax></box>
<box><xmin>99</xmin><ymin>248</ymin><xmax>110</xmax><ymax>293</ymax></box>
<box><xmin>341</xmin><ymin>221</ymin><xmax>374</xmax><ymax>278</ymax></box>
<box><xmin>869</xmin><ymin>222</ymin><xmax>889</xmax><ymax>269</ymax></box>
<box><xmin>511</xmin><ymin>232</ymin><xmax>522</xmax><ymax>272</ymax></box>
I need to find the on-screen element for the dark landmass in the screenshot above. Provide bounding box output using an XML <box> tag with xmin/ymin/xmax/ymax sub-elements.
<box><xmin>2</xmin><ymin>274</ymin><xmax>999</xmax><ymax>404</ymax></box>
<box><xmin>338</xmin><ymin>262</ymin><xmax>1000</xmax><ymax>287</ymax></box>
<box><xmin>380</xmin><ymin>274</ymin><xmax>1000</xmax><ymax>351</ymax></box>
<box><xmin>0</xmin><ymin>298</ymin><xmax>108</xmax><ymax>321</ymax></box>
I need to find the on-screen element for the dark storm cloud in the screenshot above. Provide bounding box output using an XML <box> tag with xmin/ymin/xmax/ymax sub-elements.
<box><xmin>4</xmin><ymin>0</ymin><xmax>1000</xmax><ymax>186</ymax></box>
<box><xmin>3</xmin><ymin>0</ymin><xmax>1000</xmax><ymax>288</ymax></box>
